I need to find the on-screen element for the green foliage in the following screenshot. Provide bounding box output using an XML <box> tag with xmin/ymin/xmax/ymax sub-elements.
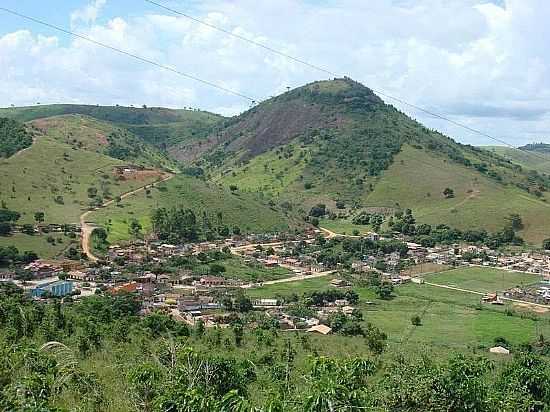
<box><xmin>0</xmin><ymin>117</ymin><xmax>33</xmax><ymax>158</ymax></box>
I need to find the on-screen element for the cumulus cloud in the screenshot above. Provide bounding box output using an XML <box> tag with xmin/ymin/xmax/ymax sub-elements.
<box><xmin>71</xmin><ymin>0</ymin><xmax>107</xmax><ymax>27</ymax></box>
<box><xmin>1</xmin><ymin>0</ymin><xmax>549</xmax><ymax>145</ymax></box>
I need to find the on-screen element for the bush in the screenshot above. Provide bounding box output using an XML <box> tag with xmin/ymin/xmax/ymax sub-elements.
<box><xmin>411</xmin><ymin>315</ymin><xmax>422</xmax><ymax>326</ymax></box>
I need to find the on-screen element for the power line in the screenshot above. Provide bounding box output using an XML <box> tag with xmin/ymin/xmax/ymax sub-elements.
<box><xmin>145</xmin><ymin>0</ymin><xmax>550</xmax><ymax>162</ymax></box>
<box><xmin>0</xmin><ymin>6</ymin><xmax>256</xmax><ymax>103</ymax></box>
<box><xmin>144</xmin><ymin>0</ymin><xmax>339</xmax><ymax>78</ymax></box>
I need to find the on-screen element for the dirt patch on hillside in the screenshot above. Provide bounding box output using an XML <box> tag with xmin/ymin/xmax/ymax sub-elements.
<box><xmin>221</xmin><ymin>101</ymin><xmax>343</xmax><ymax>158</ymax></box>
<box><xmin>114</xmin><ymin>167</ymin><xmax>164</xmax><ymax>182</ymax></box>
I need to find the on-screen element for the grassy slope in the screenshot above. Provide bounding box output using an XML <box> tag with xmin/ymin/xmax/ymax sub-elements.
<box><xmin>0</xmin><ymin>104</ymin><xmax>223</xmax><ymax>152</ymax></box>
<box><xmin>0</xmin><ymin>233</ymin><xmax>77</xmax><ymax>259</ymax></box>
<box><xmin>214</xmin><ymin>143</ymin><xmax>310</xmax><ymax>196</ymax></box>
<box><xmin>0</xmin><ymin>104</ymin><xmax>219</xmax><ymax>125</ymax></box>
<box><xmin>366</xmin><ymin>145</ymin><xmax>550</xmax><ymax>244</ymax></box>
<box><xmin>246</xmin><ymin>269</ymin><xmax>550</xmax><ymax>349</ymax></box>
<box><xmin>30</xmin><ymin>114</ymin><xmax>179</xmax><ymax>171</ymax></box>
<box><xmin>89</xmin><ymin>175</ymin><xmax>302</xmax><ymax>243</ymax></box>
<box><xmin>0</xmin><ymin>136</ymin><xmax>161</xmax><ymax>224</ymax></box>
<box><xmin>484</xmin><ymin>145</ymin><xmax>550</xmax><ymax>174</ymax></box>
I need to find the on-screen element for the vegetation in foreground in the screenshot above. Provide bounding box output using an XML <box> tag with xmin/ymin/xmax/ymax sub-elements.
<box><xmin>1</xmin><ymin>282</ymin><xmax>549</xmax><ymax>412</ymax></box>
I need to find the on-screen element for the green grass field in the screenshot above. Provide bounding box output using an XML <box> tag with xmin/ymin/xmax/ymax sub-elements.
<box><xmin>220</xmin><ymin>257</ymin><xmax>292</xmax><ymax>282</ymax></box>
<box><xmin>366</xmin><ymin>145</ymin><xmax>550</xmax><ymax>244</ymax></box>
<box><xmin>0</xmin><ymin>232</ymin><xmax>77</xmax><ymax>259</ymax></box>
<box><xmin>89</xmin><ymin>175</ymin><xmax>302</xmax><ymax>243</ymax></box>
<box><xmin>422</xmin><ymin>266</ymin><xmax>541</xmax><ymax>292</ymax></box>
<box><xmin>245</xmin><ymin>267</ymin><xmax>550</xmax><ymax>350</ymax></box>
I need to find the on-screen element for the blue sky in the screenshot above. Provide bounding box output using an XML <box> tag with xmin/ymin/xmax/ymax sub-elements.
<box><xmin>1</xmin><ymin>0</ymin><xmax>549</xmax><ymax>146</ymax></box>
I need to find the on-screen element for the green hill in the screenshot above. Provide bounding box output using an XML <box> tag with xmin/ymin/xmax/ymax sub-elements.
<box><xmin>29</xmin><ymin>114</ymin><xmax>178</xmax><ymax>171</ymax></box>
<box><xmin>484</xmin><ymin>145</ymin><xmax>550</xmax><ymax>175</ymax></box>
<box><xmin>0</xmin><ymin>130</ymin><xmax>165</xmax><ymax>225</ymax></box>
<box><xmin>0</xmin><ymin>104</ymin><xmax>223</xmax><ymax>153</ymax></box>
<box><xmin>89</xmin><ymin>175</ymin><xmax>303</xmax><ymax>244</ymax></box>
<box><xmin>188</xmin><ymin>78</ymin><xmax>550</xmax><ymax>244</ymax></box>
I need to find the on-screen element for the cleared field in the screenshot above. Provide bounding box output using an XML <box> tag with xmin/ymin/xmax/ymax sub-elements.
<box><xmin>366</xmin><ymin>145</ymin><xmax>550</xmax><ymax>245</ymax></box>
<box><xmin>221</xmin><ymin>258</ymin><xmax>292</xmax><ymax>282</ymax></box>
<box><xmin>89</xmin><ymin>175</ymin><xmax>302</xmax><ymax>243</ymax></box>
<box><xmin>0</xmin><ymin>233</ymin><xmax>77</xmax><ymax>259</ymax></box>
<box><xmin>422</xmin><ymin>266</ymin><xmax>541</xmax><ymax>292</ymax></box>
<box><xmin>245</xmin><ymin>269</ymin><xmax>550</xmax><ymax>350</ymax></box>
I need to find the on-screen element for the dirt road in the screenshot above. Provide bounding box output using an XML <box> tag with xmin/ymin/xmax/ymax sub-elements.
<box><xmin>80</xmin><ymin>173</ymin><xmax>174</xmax><ymax>261</ymax></box>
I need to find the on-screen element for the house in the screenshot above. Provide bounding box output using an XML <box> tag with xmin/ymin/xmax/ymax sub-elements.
<box><xmin>0</xmin><ymin>271</ymin><xmax>15</xmax><ymax>281</ymax></box>
<box><xmin>109</xmin><ymin>282</ymin><xmax>138</xmax><ymax>295</ymax></box>
<box><xmin>489</xmin><ymin>346</ymin><xmax>510</xmax><ymax>355</ymax></box>
<box><xmin>330</xmin><ymin>279</ymin><xmax>348</xmax><ymax>288</ymax></box>
<box><xmin>307</xmin><ymin>324</ymin><xmax>332</xmax><ymax>335</ymax></box>
<box><xmin>31</xmin><ymin>280</ymin><xmax>74</xmax><ymax>298</ymax></box>
<box><xmin>367</xmin><ymin>232</ymin><xmax>380</xmax><ymax>242</ymax></box>
<box><xmin>253</xmin><ymin>298</ymin><xmax>278</xmax><ymax>307</ymax></box>
<box><xmin>199</xmin><ymin>276</ymin><xmax>226</xmax><ymax>287</ymax></box>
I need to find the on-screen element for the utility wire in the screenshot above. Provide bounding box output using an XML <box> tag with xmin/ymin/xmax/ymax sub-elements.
<box><xmin>145</xmin><ymin>0</ymin><xmax>550</xmax><ymax>162</ymax></box>
<box><xmin>144</xmin><ymin>0</ymin><xmax>338</xmax><ymax>78</ymax></box>
<box><xmin>0</xmin><ymin>6</ymin><xmax>257</xmax><ymax>102</ymax></box>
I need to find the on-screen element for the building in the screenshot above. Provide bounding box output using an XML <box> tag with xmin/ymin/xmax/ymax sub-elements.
<box><xmin>253</xmin><ymin>298</ymin><xmax>278</xmax><ymax>307</ymax></box>
<box><xmin>307</xmin><ymin>324</ymin><xmax>332</xmax><ymax>335</ymax></box>
<box><xmin>489</xmin><ymin>346</ymin><xmax>510</xmax><ymax>355</ymax></box>
<box><xmin>199</xmin><ymin>276</ymin><xmax>226</xmax><ymax>287</ymax></box>
<box><xmin>31</xmin><ymin>280</ymin><xmax>74</xmax><ymax>298</ymax></box>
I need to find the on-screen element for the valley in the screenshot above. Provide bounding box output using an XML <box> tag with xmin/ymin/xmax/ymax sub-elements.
<box><xmin>1</xmin><ymin>79</ymin><xmax>550</xmax><ymax>411</ymax></box>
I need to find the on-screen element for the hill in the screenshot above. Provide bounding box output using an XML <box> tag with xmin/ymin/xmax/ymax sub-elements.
<box><xmin>0</xmin><ymin>114</ymin><xmax>300</xmax><ymax>256</ymax></box>
<box><xmin>28</xmin><ymin>114</ymin><xmax>178</xmax><ymax>171</ymax></box>
<box><xmin>0</xmin><ymin>104</ymin><xmax>223</xmax><ymax>153</ymax></box>
<box><xmin>88</xmin><ymin>174</ymin><xmax>303</xmax><ymax>244</ymax></box>
<box><xmin>187</xmin><ymin>78</ymin><xmax>550</xmax><ymax>244</ymax></box>
<box><xmin>485</xmin><ymin>145</ymin><xmax>550</xmax><ymax>175</ymax></box>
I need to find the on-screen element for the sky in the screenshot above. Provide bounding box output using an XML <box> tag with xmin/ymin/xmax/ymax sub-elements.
<box><xmin>0</xmin><ymin>0</ymin><xmax>549</xmax><ymax>146</ymax></box>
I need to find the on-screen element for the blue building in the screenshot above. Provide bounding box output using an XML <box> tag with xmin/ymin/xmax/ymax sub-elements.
<box><xmin>31</xmin><ymin>280</ymin><xmax>74</xmax><ymax>298</ymax></box>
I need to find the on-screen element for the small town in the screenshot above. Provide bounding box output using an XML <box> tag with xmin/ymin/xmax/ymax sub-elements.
<box><xmin>2</xmin><ymin>2</ymin><xmax>550</xmax><ymax>410</ymax></box>
<box><xmin>4</xmin><ymin>227</ymin><xmax>549</xmax><ymax>337</ymax></box>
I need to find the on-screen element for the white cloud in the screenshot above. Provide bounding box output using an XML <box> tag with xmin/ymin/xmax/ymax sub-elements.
<box><xmin>71</xmin><ymin>0</ymin><xmax>107</xmax><ymax>27</ymax></box>
<box><xmin>0</xmin><ymin>0</ymin><xmax>549</xmax><ymax>145</ymax></box>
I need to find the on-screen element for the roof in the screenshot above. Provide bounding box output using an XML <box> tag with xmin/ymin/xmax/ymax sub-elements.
<box><xmin>489</xmin><ymin>346</ymin><xmax>510</xmax><ymax>355</ymax></box>
<box><xmin>307</xmin><ymin>324</ymin><xmax>332</xmax><ymax>335</ymax></box>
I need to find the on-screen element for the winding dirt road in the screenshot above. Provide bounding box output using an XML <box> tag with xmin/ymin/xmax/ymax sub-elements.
<box><xmin>80</xmin><ymin>173</ymin><xmax>174</xmax><ymax>262</ymax></box>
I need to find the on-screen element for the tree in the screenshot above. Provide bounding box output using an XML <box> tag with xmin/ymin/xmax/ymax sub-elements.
<box><xmin>507</xmin><ymin>213</ymin><xmax>523</xmax><ymax>231</ymax></box>
<box><xmin>0</xmin><ymin>222</ymin><xmax>11</xmax><ymax>236</ymax></box>
<box><xmin>443</xmin><ymin>187</ymin><xmax>455</xmax><ymax>198</ymax></box>
<box><xmin>87</xmin><ymin>187</ymin><xmax>98</xmax><ymax>198</ymax></box>
<box><xmin>309</xmin><ymin>204</ymin><xmax>327</xmax><ymax>218</ymax></box>
<box><xmin>229</xmin><ymin>185</ymin><xmax>238</xmax><ymax>192</ymax></box>
<box><xmin>543</xmin><ymin>238</ymin><xmax>550</xmax><ymax>250</ymax></box>
<box><xmin>376</xmin><ymin>282</ymin><xmax>393</xmax><ymax>300</ymax></box>
<box><xmin>128</xmin><ymin>219</ymin><xmax>142</xmax><ymax>238</ymax></box>
<box><xmin>411</xmin><ymin>315</ymin><xmax>422</xmax><ymax>326</ymax></box>
<box><xmin>235</xmin><ymin>293</ymin><xmax>253</xmax><ymax>313</ymax></box>
<box><xmin>34</xmin><ymin>211</ymin><xmax>45</xmax><ymax>224</ymax></box>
